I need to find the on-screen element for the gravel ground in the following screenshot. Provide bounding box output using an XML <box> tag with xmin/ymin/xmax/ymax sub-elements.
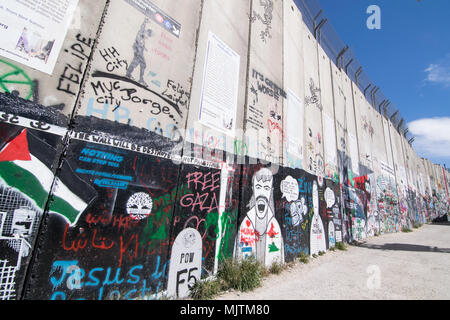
<box><xmin>215</xmin><ymin>223</ymin><xmax>450</xmax><ymax>300</ymax></box>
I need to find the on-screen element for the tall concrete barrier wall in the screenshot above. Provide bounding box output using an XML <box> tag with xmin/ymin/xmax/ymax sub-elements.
<box><xmin>282</xmin><ymin>1</ymin><xmax>305</xmax><ymax>170</ymax></box>
<box><xmin>0</xmin><ymin>0</ymin><xmax>448</xmax><ymax>300</ymax></box>
<box><xmin>302</xmin><ymin>22</ymin><xmax>324</xmax><ymax>177</ymax></box>
<box><xmin>318</xmin><ymin>46</ymin><xmax>338</xmax><ymax>183</ymax></box>
<box><xmin>388</xmin><ymin>120</ymin><xmax>411</xmax><ymax>228</ymax></box>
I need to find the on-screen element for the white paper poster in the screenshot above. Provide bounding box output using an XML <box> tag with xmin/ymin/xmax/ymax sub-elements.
<box><xmin>0</xmin><ymin>0</ymin><xmax>79</xmax><ymax>74</ymax></box>
<box><xmin>323</xmin><ymin>113</ymin><xmax>337</xmax><ymax>166</ymax></box>
<box><xmin>383</xmin><ymin>119</ymin><xmax>393</xmax><ymax>164</ymax></box>
<box><xmin>348</xmin><ymin>133</ymin><xmax>359</xmax><ymax>175</ymax></box>
<box><xmin>199</xmin><ymin>32</ymin><xmax>240</xmax><ymax>136</ymax></box>
<box><xmin>286</xmin><ymin>88</ymin><xmax>303</xmax><ymax>159</ymax></box>
<box><xmin>380</xmin><ymin>160</ymin><xmax>395</xmax><ymax>177</ymax></box>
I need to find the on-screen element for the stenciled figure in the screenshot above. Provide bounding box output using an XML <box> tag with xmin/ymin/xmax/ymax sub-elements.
<box><xmin>126</xmin><ymin>18</ymin><xmax>153</xmax><ymax>86</ymax></box>
<box><xmin>235</xmin><ymin>167</ymin><xmax>284</xmax><ymax>267</ymax></box>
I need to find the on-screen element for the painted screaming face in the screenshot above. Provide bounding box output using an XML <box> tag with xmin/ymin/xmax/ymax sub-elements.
<box><xmin>253</xmin><ymin>176</ymin><xmax>272</xmax><ymax>218</ymax></box>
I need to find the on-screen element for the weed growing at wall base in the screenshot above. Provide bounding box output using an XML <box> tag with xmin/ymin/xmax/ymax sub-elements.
<box><xmin>335</xmin><ymin>242</ymin><xmax>347</xmax><ymax>251</ymax></box>
<box><xmin>219</xmin><ymin>257</ymin><xmax>264</xmax><ymax>292</ymax></box>
<box><xmin>267</xmin><ymin>261</ymin><xmax>284</xmax><ymax>275</ymax></box>
<box><xmin>298</xmin><ymin>252</ymin><xmax>309</xmax><ymax>264</ymax></box>
<box><xmin>189</xmin><ymin>278</ymin><xmax>227</xmax><ymax>300</ymax></box>
<box><xmin>189</xmin><ymin>257</ymin><xmax>265</xmax><ymax>300</ymax></box>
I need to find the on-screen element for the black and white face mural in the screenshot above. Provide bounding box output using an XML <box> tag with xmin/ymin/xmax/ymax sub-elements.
<box><xmin>289</xmin><ymin>197</ymin><xmax>307</xmax><ymax>227</ymax></box>
<box><xmin>281</xmin><ymin>175</ymin><xmax>306</xmax><ymax>227</ymax></box>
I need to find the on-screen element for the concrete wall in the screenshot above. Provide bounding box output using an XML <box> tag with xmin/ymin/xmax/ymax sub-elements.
<box><xmin>318</xmin><ymin>46</ymin><xmax>338</xmax><ymax>182</ymax></box>
<box><xmin>0</xmin><ymin>0</ymin><xmax>106</xmax><ymax>116</ymax></box>
<box><xmin>0</xmin><ymin>0</ymin><xmax>448</xmax><ymax>300</ymax></box>
<box><xmin>302</xmin><ymin>22</ymin><xmax>324</xmax><ymax>177</ymax></box>
<box><xmin>185</xmin><ymin>0</ymin><xmax>250</xmax><ymax>157</ymax></box>
<box><xmin>282</xmin><ymin>1</ymin><xmax>305</xmax><ymax>170</ymax></box>
<box><xmin>244</xmin><ymin>0</ymin><xmax>284</xmax><ymax>165</ymax></box>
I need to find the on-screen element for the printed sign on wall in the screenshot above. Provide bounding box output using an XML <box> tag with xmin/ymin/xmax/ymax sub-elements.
<box><xmin>199</xmin><ymin>32</ymin><xmax>240</xmax><ymax>136</ymax></box>
<box><xmin>323</xmin><ymin>113</ymin><xmax>337</xmax><ymax>166</ymax></box>
<box><xmin>0</xmin><ymin>0</ymin><xmax>79</xmax><ymax>74</ymax></box>
<box><xmin>286</xmin><ymin>88</ymin><xmax>304</xmax><ymax>159</ymax></box>
<box><xmin>124</xmin><ymin>0</ymin><xmax>181</xmax><ymax>37</ymax></box>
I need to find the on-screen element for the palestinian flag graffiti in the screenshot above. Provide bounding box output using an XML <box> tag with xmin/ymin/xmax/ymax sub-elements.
<box><xmin>0</xmin><ymin>127</ymin><xmax>96</xmax><ymax>226</ymax></box>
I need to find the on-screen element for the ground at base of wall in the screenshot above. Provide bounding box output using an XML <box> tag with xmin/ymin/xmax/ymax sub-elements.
<box><xmin>215</xmin><ymin>223</ymin><xmax>450</xmax><ymax>300</ymax></box>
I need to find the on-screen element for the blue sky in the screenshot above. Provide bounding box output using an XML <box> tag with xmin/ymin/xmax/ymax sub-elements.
<box><xmin>309</xmin><ymin>0</ymin><xmax>450</xmax><ymax>168</ymax></box>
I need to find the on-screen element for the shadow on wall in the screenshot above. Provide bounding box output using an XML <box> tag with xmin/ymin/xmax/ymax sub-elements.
<box><xmin>359</xmin><ymin>242</ymin><xmax>450</xmax><ymax>254</ymax></box>
<box><xmin>432</xmin><ymin>216</ymin><xmax>449</xmax><ymax>224</ymax></box>
<box><xmin>431</xmin><ymin>222</ymin><xmax>450</xmax><ymax>226</ymax></box>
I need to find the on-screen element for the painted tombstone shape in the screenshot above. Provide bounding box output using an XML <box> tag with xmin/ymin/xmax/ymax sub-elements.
<box><xmin>236</xmin><ymin>168</ymin><xmax>284</xmax><ymax>267</ymax></box>
<box><xmin>167</xmin><ymin>228</ymin><xmax>202</xmax><ymax>299</ymax></box>
<box><xmin>310</xmin><ymin>180</ymin><xmax>326</xmax><ymax>255</ymax></box>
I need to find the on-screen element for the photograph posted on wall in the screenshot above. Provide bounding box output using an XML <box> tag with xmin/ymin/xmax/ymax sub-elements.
<box><xmin>0</xmin><ymin>0</ymin><xmax>79</xmax><ymax>74</ymax></box>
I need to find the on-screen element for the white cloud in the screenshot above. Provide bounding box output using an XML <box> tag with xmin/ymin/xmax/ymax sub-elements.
<box><xmin>408</xmin><ymin>117</ymin><xmax>450</xmax><ymax>158</ymax></box>
<box><xmin>424</xmin><ymin>55</ymin><xmax>450</xmax><ymax>87</ymax></box>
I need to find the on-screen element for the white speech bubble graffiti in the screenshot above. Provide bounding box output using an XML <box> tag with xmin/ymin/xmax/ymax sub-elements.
<box><xmin>325</xmin><ymin>187</ymin><xmax>335</xmax><ymax>208</ymax></box>
<box><xmin>280</xmin><ymin>175</ymin><xmax>299</xmax><ymax>202</ymax></box>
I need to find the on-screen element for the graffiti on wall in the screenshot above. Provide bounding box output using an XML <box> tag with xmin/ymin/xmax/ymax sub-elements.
<box><xmin>167</xmin><ymin>228</ymin><xmax>202</xmax><ymax>298</ymax></box>
<box><xmin>250</xmin><ymin>0</ymin><xmax>274</xmax><ymax>43</ymax></box>
<box><xmin>322</xmin><ymin>179</ymin><xmax>342</xmax><ymax>247</ymax></box>
<box><xmin>235</xmin><ymin>166</ymin><xmax>284</xmax><ymax>267</ymax></box>
<box><xmin>1</xmin><ymin>32</ymin><xmax>96</xmax><ymax>112</ymax></box>
<box><xmin>306</xmin><ymin>127</ymin><xmax>324</xmax><ymax>176</ymax></box>
<box><xmin>246</xmin><ymin>69</ymin><xmax>285</xmax><ymax>163</ymax></box>
<box><xmin>0</xmin><ymin>0</ymin><xmax>447</xmax><ymax>301</ymax></box>
<box><xmin>376</xmin><ymin>174</ymin><xmax>400</xmax><ymax>233</ymax></box>
<box><xmin>78</xmin><ymin>0</ymin><xmax>193</xmax><ymax>143</ymax></box>
<box><xmin>19</xmin><ymin>117</ymin><xmax>184</xmax><ymax>300</ymax></box>
<box><xmin>304</xmin><ymin>78</ymin><xmax>322</xmax><ymax>111</ymax></box>
<box><xmin>0</xmin><ymin>103</ymin><xmax>67</xmax><ymax>300</ymax></box>
<box><xmin>279</xmin><ymin>170</ymin><xmax>308</xmax><ymax>261</ymax></box>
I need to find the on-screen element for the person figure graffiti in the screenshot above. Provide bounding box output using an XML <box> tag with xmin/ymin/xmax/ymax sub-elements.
<box><xmin>126</xmin><ymin>18</ymin><xmax>153</xmax><ymax>87</ymax></box>
<box><xmin>235</xmin><ymin>167</ymin><xmax>284</xmax><ymax>267</ymax></box>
